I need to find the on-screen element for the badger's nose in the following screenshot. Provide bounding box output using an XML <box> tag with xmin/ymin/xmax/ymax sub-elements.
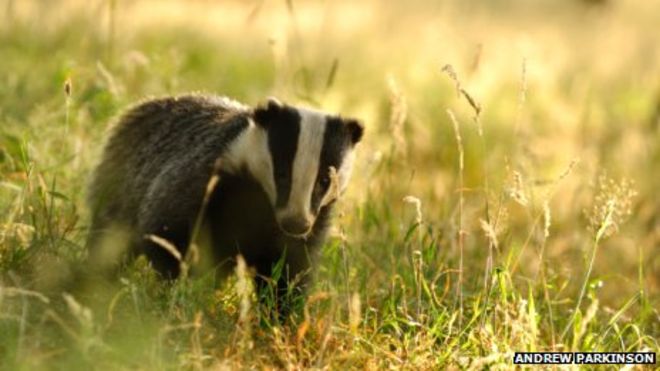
<box><xmin>280</xmin><ymin>216</ymin><xmax>312</xmax><ymax>236</ymax></box>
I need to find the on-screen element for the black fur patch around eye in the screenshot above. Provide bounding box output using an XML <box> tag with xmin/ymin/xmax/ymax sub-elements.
<box><xmin>254</xmin><ymin>104</ymin><xmax>301</xmax><ymax>208</ymax></box>
<box><xmin>310</xmin><ymin>117</ymin><xmax>354</xmax><ymax>213</ymax></box>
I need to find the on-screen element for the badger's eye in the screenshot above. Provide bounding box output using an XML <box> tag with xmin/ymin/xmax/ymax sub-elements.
<box><xmin>275</xmin><ymin>171</ymin><xmax>288</xmax><ymax>183</ymax></box>
<box><xmin>319</xmin><ymin>175</ymin><xmax>330</xmax><ymax>190</ymax></box>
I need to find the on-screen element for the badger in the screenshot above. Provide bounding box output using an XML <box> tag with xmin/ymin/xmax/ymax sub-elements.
<box><xmin>86</xmin><ymin>94</ymin><xmax>363</xmax><ymax>312</ymax></box>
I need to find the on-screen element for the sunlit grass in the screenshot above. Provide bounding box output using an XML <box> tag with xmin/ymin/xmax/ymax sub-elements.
<box><xmin>1</xmin><ymin>0</ymin><xmax>658</xmax><ymax>369</ymax></box>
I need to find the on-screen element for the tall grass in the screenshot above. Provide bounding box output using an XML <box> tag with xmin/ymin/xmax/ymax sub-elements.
<box><xmin>0</xmin><ymin>0</ymin><xmax>658</xmax><ymax>369</ymax></box>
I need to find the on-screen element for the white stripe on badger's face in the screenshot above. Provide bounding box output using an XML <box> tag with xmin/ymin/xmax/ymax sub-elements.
<box><xmin>222</xmin><ymin>119</ymin><xmax>277</xmax><ymax>204</ymax></box>
<box><xmin>274</xmin><ymin>108</ymin><xmax>327</xmax><ymax>234</ymax></box>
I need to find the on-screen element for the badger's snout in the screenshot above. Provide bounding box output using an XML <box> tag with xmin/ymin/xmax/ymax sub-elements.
<box><xmin>278</xmin><ymin>215</ymin><xmax>313</xmax><ymax>237</ymax></box>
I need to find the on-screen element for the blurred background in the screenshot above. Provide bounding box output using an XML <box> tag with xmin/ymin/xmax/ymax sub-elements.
<box><xmin>0</xmin><ymin>0</ymin><xmax>658</xmax><ymax>368</ymax></box>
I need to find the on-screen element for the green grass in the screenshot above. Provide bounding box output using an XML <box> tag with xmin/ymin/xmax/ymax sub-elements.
<box><xmin>1</xmin><ymin>0</ymin><xmax>658</xmax><ymax>369</ymax></box>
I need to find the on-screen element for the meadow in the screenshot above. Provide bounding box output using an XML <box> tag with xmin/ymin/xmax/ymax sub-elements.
<box><xmin>0</xmin><ymin>0</ymin><xmax>658</xmax><ymax>369</ymax></box>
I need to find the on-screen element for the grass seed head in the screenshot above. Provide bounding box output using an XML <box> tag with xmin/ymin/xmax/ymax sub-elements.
<box><xmin>586</xmin><ymin>174</ymin><xmax>637</xmax><ymax>240</ymax></box>
<box><xmin>479</xmin><ymin>218</ymin><xmax>499</xmax><ymax>249</ymax></box>
<box><xmin>543</xmin><ymin>201</ymin><xmax>551</xmax><ymax>238</ymax></box>
<box><xmin>403</xmin><ymin>195</ymin><xmax>423</xmax><ymax>225</ymax></box>
<box><xmin>64</xmin><ymin>78</ymin><xmax>72</xmax><ymax>97</ymax></box>
<box><xmin>508</xmin><ymin>170</ymin><xmax>529</xmax><ymax>206</ymax></box>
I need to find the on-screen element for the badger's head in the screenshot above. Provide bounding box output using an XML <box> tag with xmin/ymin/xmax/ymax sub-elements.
<box><xmin>243</xmin><ymin>98</ymin><xmax>363</xmax><ymax>238</ymax></box>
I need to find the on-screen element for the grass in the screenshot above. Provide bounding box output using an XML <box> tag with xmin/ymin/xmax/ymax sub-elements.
<box><xmin>1</xmin><ymin>0</ymin><xmax>659</xmax><ymax>369</ymax></box>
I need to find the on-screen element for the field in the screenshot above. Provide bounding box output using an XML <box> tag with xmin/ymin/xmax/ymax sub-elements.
<box><xmin>1</xmin><ymin>0</ymin><xmax>658</xmax><ymax>369</ymax></box>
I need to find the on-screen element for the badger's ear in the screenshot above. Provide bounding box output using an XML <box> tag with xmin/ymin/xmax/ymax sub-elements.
<box><xmin>345</xmin><ymin>118</ymin><xmax>364</xmax><ymax>144</ymax></box>
<box><xmin>266</xmin><ymin>96</ymin><xmax>283</xmax><ymax>108</ymax></box>
<box><xmin>254</xmin><ymin>97</ymin><xmax>284</xmax><ymax>127</ymax></box>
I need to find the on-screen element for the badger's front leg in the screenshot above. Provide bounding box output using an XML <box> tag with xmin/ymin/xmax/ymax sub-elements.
<box><xmin>252</xmin><ymin>246</ymin><xmax>314</xmax><ymax>322</ymax></box>
<box><xmin>137</xmin><ymin>166</ymin><xmax>210</xmax><ymax>279</ymax></box>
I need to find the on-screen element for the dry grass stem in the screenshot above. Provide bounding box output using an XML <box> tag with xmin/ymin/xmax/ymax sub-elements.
<box><xmin>348</xmin><ymin>292</ymin><xmax>361</xmax><ymax>334</ymax></box>
<box><xmin>186</xmin><ymin>162</ymin><xmax>223</xmax><ymax>276</ymax></box>
<box><xmin>514</xmin><ymin>58</ymin><xmax>527</xmax><ymax>133</ymax></box>
<box><xmin>442</xmin><ymin>64</ymin><xmax>482</xmax><ymax>120</ymax></box>
<box><xmin>146</xmin><ymin>234</ymin><xmax>182</xmax><ymax>262</ymax></box>
<box><xmin>387</xmin><ymin>75</ymin><xmax>408</xmax><ymax>157</ymax></box>
<box><xmin>447</xmin><ymin>108</ymin><xmax>465</xmax><ymax>325</ymax></box>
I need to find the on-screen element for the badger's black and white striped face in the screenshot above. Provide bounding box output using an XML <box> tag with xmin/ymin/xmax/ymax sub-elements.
<box><xmin>243</xmin><ymin>98</ymin><xmax>363</xmax><ymax>237</ymax></box>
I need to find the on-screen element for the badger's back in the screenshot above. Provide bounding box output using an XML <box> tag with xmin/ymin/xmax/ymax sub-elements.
<box><xmin>88</xmin><ymin>95</ymin><xmax>249</xmax><ymax>227</ymax></box>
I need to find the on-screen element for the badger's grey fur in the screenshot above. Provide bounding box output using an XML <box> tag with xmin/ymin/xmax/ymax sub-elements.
<box><xmin>87</xmin><ymin>94</ymin><xmax>363</xmax><ymax>312</ymax></box>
